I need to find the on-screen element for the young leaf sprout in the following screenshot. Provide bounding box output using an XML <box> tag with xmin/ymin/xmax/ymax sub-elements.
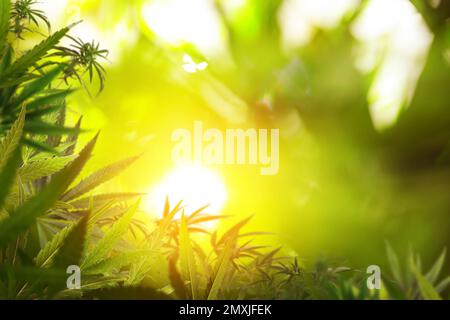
<box><xmin>10</xmin><ymin>0</ymin><xmax>51</xmax><ymax>39</ymax></box>
<box><xmin>55</xmin><ymin>35</ymin><xmax>109</xmax><ymax>96</ymax></box>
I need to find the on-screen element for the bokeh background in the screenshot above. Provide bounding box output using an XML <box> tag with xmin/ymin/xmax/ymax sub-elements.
<box><xmin>36</xmin><ymin>0</ymin><xmax>450</xmax><ymax>270</ymax></box>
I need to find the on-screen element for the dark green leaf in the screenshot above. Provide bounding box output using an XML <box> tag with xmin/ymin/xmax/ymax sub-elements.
<box><xmin>54</xmin><ymin>215</ymin><xmax>89</xmax><ymax>268</ymax></box>
<box><xmin>0</xmin><ymin>133</ymin><xmax>98</xmax><ymax>247</ymax></box>
<box><xmin>61</xmin><ymin>155</ymin><xmax>140</xmax><ymax>201</ymax></box>
<box><xmin>10</xmin><ymin>64</ymin><xmax>66</xmax><ymax>109</ymax></box>
<box><xmin>0</xmin><ymin>0</ymin><xmax>11</xmax><ymax>55</ymax></box>
<box><xmin>24</xmin><ymin>120</ymin><xmax>84</xmax><ymax>136</ymax></box>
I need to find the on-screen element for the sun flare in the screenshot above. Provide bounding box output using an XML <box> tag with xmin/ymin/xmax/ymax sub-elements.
<box><xmin>145</xmin><ymin>165</ymin><xmax>228</xmax><ymax>218</ymax></box>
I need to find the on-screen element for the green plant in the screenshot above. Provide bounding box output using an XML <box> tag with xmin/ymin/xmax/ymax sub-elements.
<box><xmin>0</xmin><ymin>105</ymin><xmax>151</xmax><ymax>299</ymax></box>
<box><xmin>0</xmin><ymin>0</ymin><xmax>107</xmax><ymax>149</ymax></box>
<box><xmin>10</xmin><ymin>0</ymin><xmax>50</xmax><ymax>39</ymax></box>
<box><xmin>0</xmin><ymin>0</ymin><xmax>152</xmax><ymax>299</ymax></box>
<box><xmin>57</xmin><ymin>36</ymin><xmax>108</xmax><ymax>95</ymax></box>
<box><xmin>383</xmin><ymin>243</ymin><xmax>450</xmax><ymax>300</ymax></box>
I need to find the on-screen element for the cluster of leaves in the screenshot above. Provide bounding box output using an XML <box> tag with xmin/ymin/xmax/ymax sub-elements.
<box><xmin>383</xmin><ymin>243</ymin><xmax>450</xmax><ymax>300</ymax></box>
<box><xmin>0</xmin><ymin>105</ymin><xmax>151</xmax><ymax>299</ymax></box>
<box><xmin>135</xmin><ymin>201</ymin><xmax>449</xmax><ymax>300</ymax></box>
<box><xmin>0</xmin><ymin>0</ymin><xmax>108</xmax><ymax>150</ymax></box>
<box><xmin>0</xmin><ymin>0</ymin><xmax>153</xmax><ymax>299</ymax></box>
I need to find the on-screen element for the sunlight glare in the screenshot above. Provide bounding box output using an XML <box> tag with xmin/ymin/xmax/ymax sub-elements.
<box><xmin>141</xmin><ymin>0</ymin><xmax>225</xmax><ymax>56</ymax></box>
<box><xmin>279</xmin><ymin>0</ymin><xmax>359</xmax><ymax>50</ymax></box>
<box><xmin>351</xmin><ymin>0</ymin><xmax>433</xmax><ymax>131</ymax></box>
<box><xmin>146</xmin><ymin>165</ymin><xmax>228</xmax><ymax>219</ymax></box>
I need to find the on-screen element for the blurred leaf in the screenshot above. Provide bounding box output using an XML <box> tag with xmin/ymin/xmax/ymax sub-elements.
<box><xmin>54</xmin><ymin>215</ymin><xmax>89</xmax><ymax>268</ymax></box>
<box><xmin>0</xmin><ymin>147</ymin><xmax>21</xmax><ymax>210</ymax></box>
<box><xmin>208</xmin><ymin>236</ymin><xmax>236</xmax><ymax>300</ymax></box>
<box><xmin>0</xmin><ymin>44</ymin><xmax>12</xmax><ymax>76</ymax></box>
<box><xmin>82</xmin><ymin>199</ymin><xmax>140</xmax><ymax>269</ymax></box>
<box><xmin>0</xmin><ymin>25</ymin><xmax>73</xmax><ymax>82</ymax></box>
<box><xmin>168</xmin><ymin>252</ymin><xmax>187</xmax><ymax>299</ymax></box>
<box><xmin>0</xmin><ymin>133</ymin><xmax>98</xmax><ymax>247</ymax></box>
<box><xmin>24</xmin><ymin>121</ymin><xmax>83</xmax><ymax>136</ymax></box>
<box><xmin>179</xmin><ymin>213</ymin><xmax>198</xmax><ymax>299</ymax></box>
<box><xmin>385</xmin><ymin>242</ymin><xmax>403</xmax><ymax>286</ymax></box>
<box><xmin>63</xmin><ymin>116</ymin><xmax>82</xmax><ymax>156</ymax></box>
<box><xmin>26</xmin><ymin>103</ymin><xmax>65</xmax><ymax>119</ymax></box>
<box><xmin>149</xmin><ymin>199</ymin><xmax>183</xmax><ymax>249</ymax></box>
<box><xmin>0</xmin><ymin>106</ymin><xmax>25</xmax><ymax>169</ymax></box>
<box><xmin>22</xmin><ymin>137</ymin><xmax>58</xmax><ymax>154</ymax></box>
<box><xmin>412</xmin><ymin>263</ymin><xmax>442</xmax><ymax>300</ymax></box>
<box><xmin>435</xmin><ymin>276</ymin><xmax>450</xmax><ymax>293</ymax></box>
<box><xmin>0</xmin><ymin>266</ymin><xmax>67</xmax><ymax>289</ymax></box>
<box><xmin>84</xmin><ymin>250</ymin><xmax>154</xmax><ymax>275</ymax></box>
<box><xmin>217</xmin><ymin>215</ymin><xmax>252</xmax><ymax>246</ymax></box>
<box><xmin>10</xmin><ymin>64</ymin><xmax>65</xmax><ymax>109</ymax></box>
<box><xmin>35</xmin><ymin>223</ymin><xmax>75</xmax><ymax>268</ymax></box>
<box><xmin>0</xmin><ymin>107</ymin><xmax>25</xmax><ymax>209</ymax></box>
<box><xmin>26</xmin><ymin>89</ymin><xmax>74</xmax><ymax>112</ymax></box>
<box><xmin>18</xmin><ymin>155</ymin><xmax>76</xmax><ymax>183</ymax></box>
<box><xmin>69</xmin><ymin>192</ymin><xmax>145</xmax><ymax>209</ymax></box>
<box><xmin>425</xmin><ymin>248</ymin><xmax>446</xmax><ymax>284</ymax></box>
<box><xmin>61</xmin><ymin>155</ymin><xmax>140</xmax><ymax>201</ymax></box>
<box><xmin>0</xmin><ymin>0</ymin><xmax>11</xmax><ymax>55</ymax></box>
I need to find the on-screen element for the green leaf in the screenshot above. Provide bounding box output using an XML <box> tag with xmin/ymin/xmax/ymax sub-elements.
<box><xmin>26</xmin><ymin>103</ymin><xmax>65</xmax><ymax>119</ymax></box>
<box><xmin>425</xmin><ymin>248</ymin><xmax>446</xmax><ymax>284</ymax></box>
<box><xmin>0</xmin><ymin>266</ymin><xmax>68</xmax><ymax>290</ymax></box>
<box><xmin>0</xmin><ymin>147</ymin><xmax>21</xmax><ymax>210</ymax></box>
<box><xmin>61</xmin><ymin>155</ymin><xmax>140</xmax><ymax>201</ymax></box>
<box><xmin>149</xmin><ymin>199</ymin><xmax>183</xmax><ymax>250</ymax></box>
<box><xmin>22</xmin><ymin>137</ymin><xmax>59</xmax><ymax>154</ymax></box>
<box><xmin>63</xmin><ymin>116</ymin><xmax>82</xmax><ymax>156</ymax></box>
<box><xmin>179</xmin><ymin>213</ymin><xmax>198</xmax><ymax>299</ymax></box>
<box><xmin>0</xmin><ymin>25</ymin><xmax>74</xmax><ymax>82</ymax></box>
<box><xmin>435</xmin><ymin>276</ymin><xmax>450</xmax><ymax>293</ymax></box>
<box><xmin>26</xmin><ymin>89</ymin><xmax>74</xmax><ymax>112</ymax></box>
<box><xmin>412</xmin><ymin>263</ymin><xmax>442</xmax><ymax>300</ymax></box>
<box><xmin>81</xmin><ymin>199</ymin><xmax>140</xmax><ymax>269</ymax></box>
<box><xmin>207</xmin><ymin>236</ymin><xmax>235</xmax><ymax>300</ymax></box>
<box><xmin>69</xmin><ymin>192</ymin><xmax>145</xmax><ymax>209</ymax></box>
<box><xmin>385</xmin><ymin>242</ymin><xmax>403</xmax><ymax>285</ymax></box>
<box><xmin>0</xmin><ymin>0</ymin><xmax>11</xmax><ymax>56</ymax></box>
<box><xmin>18</xmin><ymin>155</ymin><xmax>76</xmax><ymax>183</ymax></box>
<box><xmin>35</xmin><ymin>223</ymin><xmax>75</xmax><ymax>268</ymax></box>
<box><xmin>10</xmin><ymin>64</ymin><xmax>66</xmax><ymax>109</ymax></box>
<box><xmin>0</xmin><ymin>107</ymin><xmax>25</xmax><ymax>169</ymax></box>
<box><xmin>0</xmin><ymin>107</ymin><xmax>23</xmax><ymax>209</ymax></box>
<box><xmin>54</xmin><ymin>215</ymin><xmax>89</xmax><ymax>268</ymax></box>
<box><xmin>0</xmin><ymin>74</ymin><xmax>36</xmax><ymax>89</ymax></box>
<box><xmin>24</xmin><ymin>120</ymin><xmax>83</xmax><ymax>136</ymax></box>
<box><xmin>0</xmin><ymin>133</ymin><xmax>98</xmax><ymax>247</ymax></box>
<box><xmin>0</xmin><ymin>45</ymin><xmax>12</xmax><ymax>77</ymax></box>
<box><xmin>217</xmin><ymin>215</ymin><xmax>252</xmax><ymax>246</ymax></box>
<box><xmin>84</xmin><ymin>250</ymin><xmax>155</xmax><ymax>275</ymax></box>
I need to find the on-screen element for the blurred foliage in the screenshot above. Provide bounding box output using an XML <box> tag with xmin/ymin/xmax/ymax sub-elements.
<box><xmin>64</xmin><ymin>0</ymin><xmax>450</xmax><ymax>272</ymax></box>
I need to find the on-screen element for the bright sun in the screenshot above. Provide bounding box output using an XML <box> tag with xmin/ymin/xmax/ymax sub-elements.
<box><xmin>145</xmin><ymin>165</ymin><xmax>228</xmax><ymax>218</ymax></box>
